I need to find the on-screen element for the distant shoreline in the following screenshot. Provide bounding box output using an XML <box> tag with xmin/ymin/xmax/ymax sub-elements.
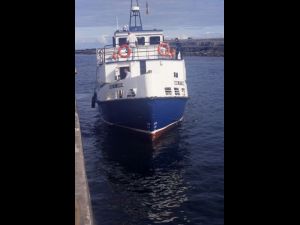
<box><xmin>75</xmin><ymin>38</ymin><xmax>224</xmax><ymax>57</ymax></box>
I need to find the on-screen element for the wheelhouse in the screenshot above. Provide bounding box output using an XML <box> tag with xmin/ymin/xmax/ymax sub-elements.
<box><xmin>112</xmin><ymin>30</ymin><xmax>164</xmax><ymax>47</ymax></box>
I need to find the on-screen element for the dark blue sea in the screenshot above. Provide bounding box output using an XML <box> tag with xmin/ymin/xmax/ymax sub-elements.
<box><xmin>75</xmin><ymin>55</ymin><xmax>224</xmax><ymax>225</ymax></box>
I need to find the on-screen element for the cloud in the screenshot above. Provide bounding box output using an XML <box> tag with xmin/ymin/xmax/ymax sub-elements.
<box><xmin>75</xmin><ymin>26</ymin><xmax>113</xmax><ymax>49</ymax></box>
<box><xmin>75</xmin><ymin>0</ymin><xmax>224</xmax><ymax>48</ymax></box>
<box><xmin>97</xmin><ymin>35</ymin><xmax>109</xmax><ymax>44</ymax></box>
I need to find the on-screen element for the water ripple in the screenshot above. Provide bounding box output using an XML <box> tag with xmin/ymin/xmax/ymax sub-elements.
<box><xmin>76</xmin><ymin>55</ymin><xmax>224</xmax><ymax>225</ymax></box>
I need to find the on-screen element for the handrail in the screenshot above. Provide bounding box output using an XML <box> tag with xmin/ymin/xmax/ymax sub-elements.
<box><xmin>97</xmin><ymin>42</ymin><xmax>180</xmax><ymax>65</ymax></box>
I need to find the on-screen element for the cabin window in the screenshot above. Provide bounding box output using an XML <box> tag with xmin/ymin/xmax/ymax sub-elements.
<box><xmin>117</xmin><ymin>90</ymin><xmax>123</xmax><ymax>99</ymax></box>
<box><xmin>165</xmin><ymin>87</ymin><xmax>172</xmax><ymax>95</ymax></box>
<box><xmin>112</xmin><ymin>37</ymin><xmax>116</xmax><ymax>47</ymax></box>
<box><xmin>127</xmin><ymin>89</ymin><xmax>136</xmax><ymax>98</ymax></box>
<box><xmin>137</xmin><ymin>37</ymin><xmax>145</xmax><ymax>45</ymax></box>
<box><xmin>118</xmin><ymin>38</ymin><xmax>127</xmax><ymax>46</ymax></box>
<box><xmin>119</xmin><ymin>67</ymin><xmax>130</xmax><ymax>80</ymax></box>
<box><xmin>174</xmin><ymin>88</ymin><xmax>180</xmax><ymax>96</ymax></box>
<box><xmin>174</xmin><ymin>72</ymin><xmax>178</xmax><ymax>78</ymax></box>
<box><xmin>150</xmin><ymin>36</ymin><xmax>161</xmax><ymax>45</ymax></box>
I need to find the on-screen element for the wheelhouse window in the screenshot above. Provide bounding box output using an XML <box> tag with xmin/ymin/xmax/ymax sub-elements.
<box><xmin>150</xmin><ymin>36</ymin><xmax>161</xmax><ymax>45</ymax></box>
<box><xmin>137</xmin><ymin>37</ymin><xmax>145</xmax><ymax>45</ymax></box>
<box><xmin>118</xmin><ymin>38</ymin><xmax>127</xmax><ymax>46</ymax></box>
<box><xmin>112</xmin><ymin>37</ymin><xmax>116</xmax><ymax>47</ymax></box>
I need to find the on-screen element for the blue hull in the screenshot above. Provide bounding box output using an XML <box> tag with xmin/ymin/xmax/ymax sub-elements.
<box><xmin>97</xmin><ymin>97</ymin><xmax>188</xmax><ymax>133</ymax></box>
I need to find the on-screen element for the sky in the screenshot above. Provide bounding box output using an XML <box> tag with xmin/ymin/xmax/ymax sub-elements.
<box><xmin>75</xmin><ymin>0</ymin><xmax>224</xmax><ymax>49</ymax></box>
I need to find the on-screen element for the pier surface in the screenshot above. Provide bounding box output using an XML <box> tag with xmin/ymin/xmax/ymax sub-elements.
<box><xmin>75</xmin><ymin>101</ymin><xmax>94</xmax><ymax>225</ymax></box>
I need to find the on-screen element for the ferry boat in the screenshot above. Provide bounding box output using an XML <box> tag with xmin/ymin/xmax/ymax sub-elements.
<box><xmin>92</xmin><ymin>0</ymin><xmax>189</xmax><ymax>140</ymax></box>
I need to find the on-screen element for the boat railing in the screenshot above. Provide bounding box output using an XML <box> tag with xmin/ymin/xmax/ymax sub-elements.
<box><xmin>96</xmin><ymin>42</ymin><xmax>180</xmax><ymax>65</ymax></box>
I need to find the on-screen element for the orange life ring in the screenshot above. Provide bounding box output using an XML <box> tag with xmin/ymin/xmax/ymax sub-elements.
<box><xmin>158</xmin><ymin>42</ymin><xmax>171</xmax><ymax>56</ymax></box>
<box><xmin>118</xmin><ymin>44</ymin><xmax>131</xmax><ymax>58</ymax></box>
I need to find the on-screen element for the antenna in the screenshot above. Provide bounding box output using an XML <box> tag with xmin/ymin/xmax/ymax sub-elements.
<box><xmin>146</xmin><ymin>1</ymin><xmax>149</xmax><ymax>15</ymax></box>
<box><xmin>116</xmin><ymin>16</ymin><xmax>119</xmax><ymax>30</ymax></box>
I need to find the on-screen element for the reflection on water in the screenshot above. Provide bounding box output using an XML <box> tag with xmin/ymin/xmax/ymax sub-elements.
<box><xmin>93</xmin><ymin>118</ymin><xmax>191</xmax><ymax>224</ymax></box>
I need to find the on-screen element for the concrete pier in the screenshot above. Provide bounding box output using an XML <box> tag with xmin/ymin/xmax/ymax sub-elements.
<box><xmin>75</xmin><ymin>101</ymin><xmax>94</xmax><ymax>225</ymax></box>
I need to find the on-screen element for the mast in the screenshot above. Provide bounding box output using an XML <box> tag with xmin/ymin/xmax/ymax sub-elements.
<box><xmin>129</xmin><ymin>0</ymin><xmax>143</xmax><ymax>31</ymax></box>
